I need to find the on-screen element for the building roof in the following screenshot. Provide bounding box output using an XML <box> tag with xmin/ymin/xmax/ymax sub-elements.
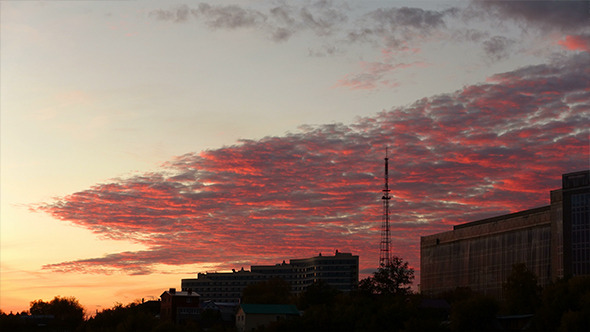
<box><xmin>161</xmin><ymin>290</ymin><xmax>200</xmax><ymax>297</ymax></box>
<box><xmin>452</xmin><ymin>205</ymin><xmax>550</xmax><ymax>230</ymax></box>
<box><xmin>239</xmin><ymin>304</ymin><xmax>299</xmax><ymax>315</ymax></box>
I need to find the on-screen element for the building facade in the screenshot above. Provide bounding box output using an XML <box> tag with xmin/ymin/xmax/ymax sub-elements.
<box><xmin>182</xmin><ymin>251</ymin><xmax>359</xmax><ymax>303</ymax></box>
<box><xmin>420</xmin><ymin>170</ymin><xmax>589</xmax><ymax>298</ymax></box>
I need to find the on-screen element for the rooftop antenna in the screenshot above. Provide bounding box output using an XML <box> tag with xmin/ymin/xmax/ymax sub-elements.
<box><xmin>380</xmin><ymin>147</ymin><xmax>392</xmax><ymax>267</ymax></box>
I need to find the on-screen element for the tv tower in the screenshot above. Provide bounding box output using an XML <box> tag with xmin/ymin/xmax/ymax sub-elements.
<box><xmin>380</xmin><ymin>148</ymin><xmax>392</xmax><ymax>267</ymax></box>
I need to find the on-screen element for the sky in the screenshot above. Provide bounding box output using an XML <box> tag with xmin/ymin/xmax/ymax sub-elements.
<box><xmin>1</xmin><ymin>0</ymin><xmax>589</xmax><ymax>315</ymax></box>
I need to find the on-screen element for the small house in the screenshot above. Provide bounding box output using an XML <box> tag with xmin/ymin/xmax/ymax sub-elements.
<box><xmin>160</xmin><ymin>288</ymin><xmax>200</xmax><ymax>324</ymax></box>
<box><xmin>236</xmin><ymin>304</ymin><xmax>299</xmax><ymax>332</ymax></box>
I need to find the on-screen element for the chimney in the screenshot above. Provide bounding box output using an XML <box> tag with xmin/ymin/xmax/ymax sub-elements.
<box><xmin>169</xmin><ymin>288</ymin><xmax>176</xmax><ymax>294</ymax></box>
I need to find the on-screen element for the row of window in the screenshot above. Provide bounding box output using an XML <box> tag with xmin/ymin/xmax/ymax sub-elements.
<box><xmin>571</xmin><ymin>192</ymin><xmax>589</xmax><ymax>277</ymax></box>
<box><xmin>187</xmin><ymin>272</ymin><xmax>355</xmax><ymax>287</ymax></box>
<box><xmin>572</xmin><ymin>248</ymin><xmax>590</xmax><ymax>265</ymax></box>
<box><xmin>186</xmin><ymin>276</ymin><xmax>355</xmax><ymax>294</ymax></box>
<box><xmin>292</xmin><ymin>259</ymin><xmax>358</xmax><ymax>265</ymax></box>
<box><xmin>194</xmin><ymin>292</ymin><xmax>241</xmax><ymax>298</ymax></box>
<box><xmin>571</xmin><ymin>193</ymin><xmax>589</xmax><ymax>227</ymax></box>
<box><xmin>253</xmin><ymin>265</ymin><xmax>356</xmax><ymax>274</ymax></box>
<box><xmin>177</xmin><ymin>308</ymin><xmax>199</xmax><ymax>314</ymax></box>
<box><xmin>572</xmin><ymin>261</ymin><xmax>590</xmax><ymax>275</ymax></box>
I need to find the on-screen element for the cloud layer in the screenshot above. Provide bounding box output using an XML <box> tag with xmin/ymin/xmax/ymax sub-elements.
<box><xmin>150</xmin><ymin>1</ymin><xmax>348</xmax><ymax>42</ymax></box>
<box><xmin>36</xmin><ymin>53</ymin><xmax>590</xmax><ymax>276</ymax></box>
<box><xmin>149</xmin><ymin>1</ymin><xmax>590</xmax><ymax>91</ymax></box>
<box><xmin>473</xmin><ymin>0</ymin><xmax>589</xmax><ymax>33</ymax></box>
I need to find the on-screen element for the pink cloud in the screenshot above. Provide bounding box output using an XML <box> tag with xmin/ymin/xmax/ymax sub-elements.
<box><xmin>34</xmin><ymin>54</ymin><xmax>590</xmax><ymax>280</ymax></box>
<box><xmin>559</xmin><ymin>34</ymin><xmax>590</xmax><ymax>52</ymax></box>
<box><xmin>335</xmin><ymin>61</ymin><xmax>426</xmax><ymax>90</ymax></box>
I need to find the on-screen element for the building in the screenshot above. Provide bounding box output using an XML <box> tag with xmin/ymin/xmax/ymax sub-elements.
<box><xmin>182</xmin><ymin>251</ymin><xmax>359</xmax><ymax>303</ymax></box>
<box><xmin>160</xmin><ymin>288</ymin><xmax>201</xmax><ymax>324</ymax></box>
<box><xmin>235</xmin><ymin>304</ymin><xmax>300</xmax><ymax>332</ymax></box>
<box><xmin>420</xmin><ymin>170</ymin><xmax>589</xmax><ymax>298</ymax></box>
<box><xmin>557</xmin><ymin>170</ymin><xmax>590</xmax><ymax>277</ymax></box>
<box><xmin>201</xmin><ymin>301</ymin><xmax>238</xmax><ymax>325</ymax></box>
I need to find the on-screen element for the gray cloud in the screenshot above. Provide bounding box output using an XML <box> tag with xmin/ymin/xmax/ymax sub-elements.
<box><xmin>483</xmin><ymin>35</ymin><xmax>517</xmax><ymax>61</ymax></box>
<box><xmin>149</xmin><ymin>2</ymin><xmax>459</xmax><ymax>50</ymax></box>
<box><xmin>453</xmin><ymin>28</ymin><xmax>490</xmax><ymax>43</ymax></box>
<box><xmin>149</xmin><ymin>2</ymin><xmax>348</xmax><ymax>42</ymax></box>
<box><xmin>474</xmin><ymin>0</ymin><xmax>590</xmax><ymax>33</ymax></box>
<box><xmin>192</xmin><ymin>3</ymin><xmax>266</xmax><ymax>29</ymax></box>
<box><xmin>150</xmin><ymin>4</ymin><xmax>191</xmax><ymax>23</ymax></box>
<box><xmin>370</xmin><ymin>7</ymin><xmax>450</xmax><ymax>31</ymax></box>
<box><xmin>149</xmin><ymin>1</ymin><xmax>587</xmax><ymax>70</ymax></box>
<box><xmin>299</xmin><ymin>5</ymin><xmax>347</xmax><ymax>36</ymax></box>
<box><xmin>308</xmin><ymin>44</ymin><xmax>339</xmax><ymax>57</ymax></box>
<box><xmin>348</xmin><ymin>6</ymin><xmax>457</xmax><ymax>49</ymax></box>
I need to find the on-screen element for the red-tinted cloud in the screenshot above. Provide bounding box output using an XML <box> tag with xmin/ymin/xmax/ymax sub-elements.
<box><xmin>559</xmin><ymin>35</ymin><xmax>590</xmax><ymax>52</ymax></box>
<box><xmin>35</xmin><ymin>54</ymin><xmax>590</xmax><ymax>279</ymax></box>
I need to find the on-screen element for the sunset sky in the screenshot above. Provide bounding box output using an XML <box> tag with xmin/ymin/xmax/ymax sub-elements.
<box><xmin>1</xmin><ymin>0</ymin><xmax>589</xmax><ymax>314</ymax></box>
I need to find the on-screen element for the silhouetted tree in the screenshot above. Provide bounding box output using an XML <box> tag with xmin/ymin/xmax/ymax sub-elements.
<box><xmin>533</xmin><ymin>276</ymin><xmax>590</xmax><ymax>331</ymax></box>
<box><xmin>439</xmin><ymin>286</ymin><xmax>475</xmax><ymax>304</ymax></box>
<box><xmin>359</xmin><ymin>256</ymin><xmax>414</xmax><ymax>296</ymax></box>
<box><xmin>297</xmin><ymin>280</ymin><xmax>339</xmax><ymax>309</ymax></box>
<box><xmin>30</xmin><ymin>296</ymin><xmax>85</xmax><ymax>330</ymax></box>
<box><xmin>241</xmin><ymin>278</ymin><xmax>292</xmax><ymax>304</ymax></box>
<box><xmin>502</xmin><ymin>263</ymin><xmax>541</xmax><ymax>314</ymax></box>
<box><xmin>0</xmin><ymin>310</ymin><xmax>27</xmax><ymax>331</ymax></box>
<box><xmin>29</xmin><ymin>299</ymin><xmax>50</xmax><ymax>316</ymax></box>
<box><xmin>83</xmin><ymin>300</ymin><xmax>160</xmax><ymax>332</ymax></box>
<box><xmin>199</xmin><ymin>308</ymin><xmax>222</xmax><ymax>330</ymax></box>
<box><xmin>450</xmin><ymin>294</ymin><xmax>499</xmax><ymax>332</ymax></box>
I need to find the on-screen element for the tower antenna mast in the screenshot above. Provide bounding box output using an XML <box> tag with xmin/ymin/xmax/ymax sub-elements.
<box><xmin>380</xmin><ymin>148</ymin><xmax>392</xmax><ymax>267</ymax></box>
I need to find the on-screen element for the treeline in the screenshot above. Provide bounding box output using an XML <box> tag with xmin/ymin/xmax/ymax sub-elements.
<box><xmin>242</xmin><ymin>262</ymin><xmax>590</xmax><ymax>331</ymax></box>
<box><xmin>2</xmin><ymin>261</ymin><xmax>590</xmax><ymax>331</ymax></box>
<box><xmin>0</xmin><ymin>298</ymin><xmax>181</xmax><ymax>332</ymax></box>
<box><xmin>0</xmin><ymin>296</ymin><xmax>86</xmax><ymax>332</ymax></box>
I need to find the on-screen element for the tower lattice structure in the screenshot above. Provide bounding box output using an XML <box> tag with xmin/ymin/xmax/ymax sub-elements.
<box><xmin>379</xmin><ymin>151</ymin><xmax>392</xmax><ymax>267</ymax></box>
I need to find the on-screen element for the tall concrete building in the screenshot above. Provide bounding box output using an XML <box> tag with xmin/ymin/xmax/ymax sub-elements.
<box><xmin>420</xmin><ymin>170</ymin><xmax>589</xmax><ymax>298</ymax></box>
<box><xmin>181</xmin><ymin>251</ymin><xmax>359</xmax><ymax>303</ymax></box>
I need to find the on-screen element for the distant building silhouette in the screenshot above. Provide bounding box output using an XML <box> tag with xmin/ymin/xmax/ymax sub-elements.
<box><xmin>420</xmin><ymin>170</ymin><xmax>590</xmax><ymax>298</ymax></box>
<box><xmin>181</xmin><ymin>251</ymin><xmax>359</xmax><ymax>303</ymax></box>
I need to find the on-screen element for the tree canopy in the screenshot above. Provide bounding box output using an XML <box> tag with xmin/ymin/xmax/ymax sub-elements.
<box><xmin>241</xmin><ymin>277</ymin><xmax>292</xmax><ymax>304</ymax></box>
<box><xmin>30</xmin><ymin>296</ymin><xmax>85</xmax><ymax>330</ymax></box>
<box><xmin>359</xmin><ymin>256</ymin><xmax>415</xmax><ymax>296</ymax></box>
<box><xmin>502</xmin><ymin>263</ymin><xmax>541</xmax><ymax>314</ymax></box>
